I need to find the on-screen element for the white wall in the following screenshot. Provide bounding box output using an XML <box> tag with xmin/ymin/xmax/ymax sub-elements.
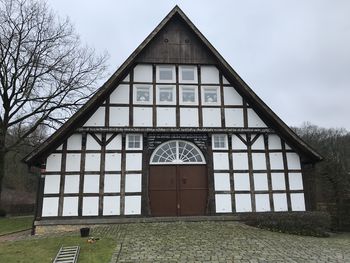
<box><xmin>124</xmin><ymin>196</ymin><xmax>141</xmax><ymax>215</ymax></box>
<box><xmin>133</xmin><ymin>107</ymin><xmax>152</xmax><ymax>126</ymax></box>
<box><xmin>157</xmin><ymin>107</ymin><xmax>176</xmax><ymax>127</ymax></box>
<box><xmin>44</xmin><ymin>175</ymin><xmax>60</xmax><ymax>194</ymax></box>
<box><xmin>215</xmin><ymin>194</ymin><xmax>232</xmax><ymax>213</ymax></box>
<box><xmin>109</xmin><ymin>107</ymin><xmax>129</xmax><ymax>126</ymax></box>
<box><xmin>42</xmin><ymin>197</ymin><xmax>59</xmax><ymax>217</ymax></box>
<box><xmin>110</xmin><ymin>84</ymin><xmax>129</xmax><ymax>104</ymax></box>
<box><xmin>83</xmin><ymin>107</ymin><xmax>105</xmax><ymax>127</ymax></box>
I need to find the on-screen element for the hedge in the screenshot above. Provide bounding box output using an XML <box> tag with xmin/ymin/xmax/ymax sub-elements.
<box><xmin>241</xmin><ymin>211</ymin><xmax>331</xmax><ymax>237</ymax></box>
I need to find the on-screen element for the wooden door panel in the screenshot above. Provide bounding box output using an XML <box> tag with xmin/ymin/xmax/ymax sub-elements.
<box><xmin>178</xmin><ymin>165</ymin><xmax>207</xmax><ymax>189</ymax></box>
<box><xmin>149</xmin><ymin>165</ymin><xmax>208</xmax><ymax>217</ymax></box>
<box><xmin>149</xmin><ymin>191</ymin><xmax>177</xmax><ymax>216</ymax></box>
<box><xmin>149</xmin><ymin>166</ymin><xmax>177</xmax><ymax>216</ymax></box>
<box><xmin>149</xmin><ymin>166</ymin><xmax>176</xmax><ymax>190</ymax></box>
<box><xmin>180</xmin><ymin>189</ymin><xmax>207</xmax><ymax>216</ymax></box>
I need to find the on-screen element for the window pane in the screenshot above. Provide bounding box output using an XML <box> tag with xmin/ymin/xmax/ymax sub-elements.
<box><xmin>136</xmin><ymin>87</ymin><xmax>150</xmax><ymax>102</ymax></box>
<box><xmin>182</xmin><ymin>68</ymin><xmax>194</xmax><ymax>81</ymax></box>
<box><xmin>182</xmin><ymin>87</ymin><xmax>195</xmax><ymax>102</ymax></box>
<box><xmin>204</xmin><ymin>88</ymin><xmax>218</xmax><ymax>103</ymax></box>
<box><xmin>159</xmin><ymin>66</ymin><xmax>173</xmax><ymax>80</ymax></box>
<box><xmin>159</xmin><ymin>87</ymin><xmax>173</xmax><ymax>102</ymax></box>
<box><xmin>213</xmin><ymin>135</ymin><xmax>226</xmax><ymax>149</ymax></box>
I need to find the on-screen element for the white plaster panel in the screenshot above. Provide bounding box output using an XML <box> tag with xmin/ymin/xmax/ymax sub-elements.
<box><xmin>44</xmin><ymin>174</ymin><xmax>60</xmax><ymax>194</ymax></box>
<box><xmin>133</xmin><ymin>107</ymin><xmax>153</xmax><ymax>127</ymax></box>
<box><xmin>234</xmin><ymin>173</ymin><xmax>250</xmax><ymax>191</ymax></box>
<box><xmin>213</xmin><ymin>152</ymin><xmax>229</xmax><ymax>170</ymax></box>
<box><xmin>104</xmin><ymin>174</ymin><xmax>121</xmax><ymax>193</ymax></box>
<box><xmin>83</xmin><ymin>174</ymin><xmax>100</xmax><ymax>193</ymax></box>
<box><xmin>291</xmin><ymin>193</ymin><xmax>306</xmax><ymax>211</ymax></box>
<box><xmin>125</xmin><ymin>196</ymin><xmax>141</xmax><ymax>215</ymax></box>
<box><xmin>106</xmin><ymin>134</ymin><xmax>122</xmax><ymax>150</ymax></box>
<box><xmin>269</xmin><ymin>153</ymin><xmax>284</xmax><ymax>170</ymax></box>
<box><xmin>254</xmin><ymin>173</ymin><xmax>268</xmax><ymax>190</ymax></box>
<box><xmin>252</xmin><ymin>153</ymin><xmax>266</xmax><ymax>170</ymax></box>
<box><xmin>122</xmin><ymin>74</ymin><xmax>130</xmax><ymax>82</ymax></box>
<box><xmin>86</xmin><ymin>134</ymin><xmax>101</xmax><ymax>150</ymax></box>
<box><xmin>83</xmin><ymin>107</ymin><xmax>105</xmax><ymax>126</ymax></box>
<box><xmin>215</xmin><ymin>194</ymin><xmax>232</xmax><ymax>213</ymax></box>
<box><xmin>109</xmin><ymin>107</ymin><xmax>129</xmax><ymax>126</ymax></box>
<box><xmin>65</xmin><ymin>154</ymin><xmax>81</xmax><ymax>172</ymax></box>
<box><xmin>125</xmin><ymin>153</ymin><xmax>142</xmax><ymax>171</ymax></box>
<box><xmin>110</xmin><ymin>84</ymin><xmax>129</xmax><ymax>104</ymax></box>
<box><xmin>247</xmin><ymin>109</ymin><xmax>267</xmax><ymax>127</ymax></box>
<box><xmin>288</xmin><ymin>173</ymin><xmax>303</xmax><ymax>190</ymax></box>
<box><xmin>180</xmin><ymin>108</ymin><xmax>198</xmax><ymax>127</ymax></box>
<box><xmin>255</xmin><ymin>194</ymin><xmax>271</xmax><ymax>212</ymax></box>
<box><xmin>214</xmin><ymin>173</ymin><xmax>231</xmax><ymax>191</ymax></box>
<box><xmin>56</xmin><ymin>145</ymin><xmax>63</xmax><ymax>150</ymax></box>
<box><xmin>105</xmin><ymin>153</ymin><xmax>121</xmax><ymax>171</ymax></box>
<box><xmin>231</xmin><ymin>134</ymin><xmax>247</xmax><ymax>150</ymax></box>
<box><xmin>273</xmin><ymin>193</ymin><xmax>288</xmax><ymax>211</ymax></box>
<box><xmin>235</xmin><ymin>194</ymin><xmax>252</xmax><ymax>212</ymax></box>
<box><xmin>285</xmin><ymin>143</ymin><xmax>292</xmax><ymax>150</ymax></box>
<box><xmin>64</xmin><ymin>175</ymin><xmax>80</xmax><ymax>194</ymax></box>
<box><xmin>201</xmin><ymin>66</ymin><xmax>219</xmax><ymax>84</ymax></box>
<box><xmin>222</xmin><ymin>76</ymin><xmax>229</xmax><ymax>84</ymax></box>
<box><xmin>225</xmin><ymin>109</ymin><xmax>244</xmax><ymax>127</ymax></box>
<box><xmin>251</xmin><ymin>135</ymin><xmax>265</xmax><ymax>150</ymax></box>
<box><xmin>62</xmin><ymin>197</ymin><xmax>78</xmax><ymax>216</ymax></box>
<box><xmin>82</xmin><ymin>196</ymin><xmax>99</xmax><ymax>216</ymax></box>
<box><xmin>202</xmin><ymin>108</ymin><xmax>221</xmax><ymax>127</ymax></box>
<box><xmin>157</xmin><ymin>107</ymin><xmax>176</xmax><ymax>127</ymax></box>
<box><xmin>84</xmin><ymin>153</ymin><xmax>101</xmax><ymax>172</ymax></box>
<box><xmin>103</xmin><ymin>196</ymin><xmax>120</xmax><ymax>215</ymax></box>
<box><xmin>67</xmin><ymin>134</ymin><xmax>82</xmax><ymax>150</ymax></box>
<box><xmin>287</xmin><ymin>153</ymin><xmax>301</xmax><ymax>170</ymax></box>
<box><xmin>223</xmin><ymin>87</ymin><xmax>243</xmax><ymax>105</ymax></box>
<box><xmin>268</xmin><ymin>134</ymin><xmax>282</xmax><ymax>149</ymax></box>
<box><xmin>271</xmin><ymin>173</ymin><xmax>286</xmax><ymax>190</ymax></box>
<box><xmin>46</xmin><ymin>154</ymin><xmax>62</xmax><ymax>172</ymax></box>
<box><xmin>232</xmin><ymin>153</ymin><xmax>249</xmax><ymax>170</ymax></box>
<box><xmin>42</xmin><ymin>197</ymin><xmax>59</xmax><ymax>217</ymax></box>
<box><xmin>134</xmin><ymin>64</ymin><xmax>152</xmax><ymax>82</ymax></box>
<box><xmin>125</xmin><ymin>173</ymin><xmax>142</xmax><ymax>192</ymax></box>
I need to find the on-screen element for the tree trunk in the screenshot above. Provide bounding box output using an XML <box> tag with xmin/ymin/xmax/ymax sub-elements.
<box><xmin>0</xmin><ymin>133</ymin><xmax>5</xmax><ymax>207</ymax></box>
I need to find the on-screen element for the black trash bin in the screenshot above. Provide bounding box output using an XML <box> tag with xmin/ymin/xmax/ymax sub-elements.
<box><xmin>80</xmin><ymin>227</ymin><xmax>90</xmax><ymax>237</ymax></box>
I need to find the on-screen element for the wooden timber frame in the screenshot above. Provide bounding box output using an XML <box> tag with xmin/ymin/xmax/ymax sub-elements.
<box><xmin>25</xmin><ymin>6</ymin><xmax>322</xmax><ymax>227</ymax></box>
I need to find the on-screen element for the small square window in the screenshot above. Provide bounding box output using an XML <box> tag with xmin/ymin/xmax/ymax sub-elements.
<box><xmin>126</xmin><ymin>134</ymin><xmax>143</xmax><ymax>150</ymax></box>
<box><xmin>134</xmin><ymin>85</ymin><xmax>152</xmax><ymax>103</ymax></box>
<box><xmin>180</xmin><ymin>66</ymin><xmax>197</xmax><ymax>83</ymax></box>
<box><xmin>203</xmin><ymin>87</ymin><xmax>220</xmax><ymax>105</ymax></box>
<box><xmin>212</xmin><ymin>134</ymin><xmax>228</xmax><ymax>149</ymax></box>
<box><xmin>180</xmin><ymin>86</ymin><xmax>197</xmax><ymax>104</ymax></box>
<box><xmin>157</xmin><ymin>86</ymin><xmax>175</xmax><ymax>104</ymax></box>
<box><xmin>157</xmin><ymin>65</ymin><xmax>175</xmax><ymax>82</ymax></box>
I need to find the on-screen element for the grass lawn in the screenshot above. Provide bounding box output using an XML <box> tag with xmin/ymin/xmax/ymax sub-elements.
<box><xmin>0</xmin><ymin>216</ymin><xmax>33</xmax><ymax>235</ymax></box>
<box><xmin>0</xmin><ymin>235</ymin><xmax>116</xmax><ymax>263</ymax></box>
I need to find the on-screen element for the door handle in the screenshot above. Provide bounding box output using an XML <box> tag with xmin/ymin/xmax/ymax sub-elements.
<box><xmin>182</xmin><ymin>177</ymin><xmax>187</xmax><ymax>184</ymax></box>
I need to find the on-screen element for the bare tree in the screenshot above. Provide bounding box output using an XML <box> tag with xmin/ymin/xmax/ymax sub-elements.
<box><xmin>0</xmin><ymin>0</ymin><xmax>108</xmax><ymax>205</ymax></box>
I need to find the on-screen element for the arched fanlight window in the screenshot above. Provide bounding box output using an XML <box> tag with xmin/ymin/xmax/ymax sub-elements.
<box><xmin>150</xmin><ymin>140</ymin><xmax>206</xmax><ymax>165</ymax></box>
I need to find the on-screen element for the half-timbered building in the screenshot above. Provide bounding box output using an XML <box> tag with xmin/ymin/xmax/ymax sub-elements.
<box><xmin>25</xmin><ymin>6</ymin><xmax>322</xmax><ymax>228</ymax></box>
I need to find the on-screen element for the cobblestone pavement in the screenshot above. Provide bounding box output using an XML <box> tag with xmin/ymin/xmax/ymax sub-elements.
<box><xmin>97</xmin><ymin>221</ymin><xmax>350</xmax><ymax>263</ymax></box>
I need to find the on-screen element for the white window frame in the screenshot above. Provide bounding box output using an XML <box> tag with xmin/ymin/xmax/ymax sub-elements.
<box><xmin>126</xmin><ymin>134</ymin><xmax>143</xmax><ymax>150</ymax></box>
<box><xmin>212</xmin><ymin>134</ymin><xmax>228</xmax><ymax>150</ymax></box>
<box><xmin>156</xmin><ymin>65</ymin><xmax>175</xmax><ymax>83</ymax></box>
<box><xmin>202</xmin><ymin>86</ymin><xmax>220</xmax><ymax>105</ymax></box>
<box><xmin>133</xmin><ymin>84</ymin><xmax>152</xmax><ymax>104</ymax></box>
<box><xmin>156</xmin><ymin>85</ymin><xmax>176</xmax><ymax>105</ymax></box>
<box><xmin>179</xmin><ymin>65</ymin><xmax>197</xmax><ymax>83</ymax></box>
<box><xmin>179</xmin><ymin>85</ymin><xmax>198</xmax><ymax>105</ymax></box>
<box><xmin>150</xmin><ymin>140</ymin><xmax>206</xmax><ymax>165</ymax></box>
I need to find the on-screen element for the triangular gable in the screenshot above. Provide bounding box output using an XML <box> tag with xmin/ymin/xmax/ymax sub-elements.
<box><xmin>24</xmin><ymin>6</ymin><xmax>322</xmax><ymax>166</ymax></box>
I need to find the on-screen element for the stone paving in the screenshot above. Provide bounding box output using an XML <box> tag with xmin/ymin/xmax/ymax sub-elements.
<box><xmin>92</xmin><ymin>221</ymin><xmax>350</xmax><ymax>263</ymax></box>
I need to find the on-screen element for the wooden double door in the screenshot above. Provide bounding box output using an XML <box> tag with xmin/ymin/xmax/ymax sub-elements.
<box><xmin>149</xmin><ymin>165</ymin><xmax>208</xmax><ymax>216</ymax></box>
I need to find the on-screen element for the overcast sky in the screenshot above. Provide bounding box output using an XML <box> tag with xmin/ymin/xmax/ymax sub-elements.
<box><xmin>47</xmin><ymin>0</ymin><xmax>350</xmax><ymax>130</ymax></box>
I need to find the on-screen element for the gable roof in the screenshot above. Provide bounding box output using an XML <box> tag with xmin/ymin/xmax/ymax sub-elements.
<box><xmin>24</xmin><ymin>5</ymin><xmax>322</xmax><ymax>166</ymax></box>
